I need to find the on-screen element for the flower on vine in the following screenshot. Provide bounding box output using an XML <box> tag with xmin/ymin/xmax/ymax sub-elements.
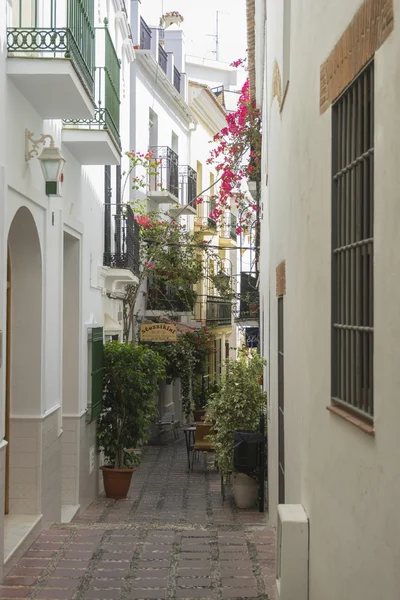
<box><xmin>144</xmin><ymin>261</ymin><xmax>155</xmax><ymax>269</ymax></box>
<box><xmin>135</xmin><ymin>215</ymin><xmax>152</xmax><ymax>228</ymax></box>
<box><xmin>236</xmin><ymin>226</ymin><xmax>244</xmax><ymax>235</ymax></box>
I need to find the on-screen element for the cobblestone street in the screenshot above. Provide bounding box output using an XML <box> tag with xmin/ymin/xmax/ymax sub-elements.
<box><xmin>0</xmin><ymin>439</ymin><xmax>275</xmax><ymax>600</ymax></box>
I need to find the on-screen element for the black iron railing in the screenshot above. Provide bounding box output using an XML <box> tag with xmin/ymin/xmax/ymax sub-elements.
<box><xmin>220</xmin><ymin>213</ymin><xmax>237</xmax><ymax>241</ymax></box>
<box><xmin>158</xmin><ymin>43</ymin><xmax>168</xmax><ymax>74</ymax></box>
<box><xmin>179</xmin><ymin>165</ymin><xmax>197</xmax><ymax>207</ymax></box>
<box><xmin>194</xmin><ymin>196</ymin><xmax>217</xmax><ymax>230</ymax></box>
<box><xmin>140</xmin><ymin>16</ymin><xmax>152</xmax><ymax>49</ymax></box>
<box><xmin>148</xmin><ymin>146</ymin><xmax>179</xmax><ymax>198</ymax></box>
<box><xmin>206</xmin><ymin>296</ymin><xmax>232</xmax><ymax>326</ymax></box>
<box><xmin>104</xmin><ymin>203</ymin><xmax>140</xmax><ymax>277</ymax></box>
<box><xmin>174</xmin><ymin>66</ymin><xmax>181</xmax><ymax>92</ymax></box>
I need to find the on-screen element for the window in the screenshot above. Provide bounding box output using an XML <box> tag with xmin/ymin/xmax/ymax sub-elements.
<box><xmin>331</xmin><ymin>61</ymin><xmax>374</xmax><ymax>421</ymax></box>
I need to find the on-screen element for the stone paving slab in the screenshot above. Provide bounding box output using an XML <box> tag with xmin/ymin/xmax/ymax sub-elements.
<box><xmin>0</xmin><ymin>439</ymin><xmax>275</xmax><ymax>599</ymax></box>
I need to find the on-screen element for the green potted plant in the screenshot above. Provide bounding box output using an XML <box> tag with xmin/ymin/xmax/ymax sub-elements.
<box><xmin>97</xmin><ymin>341</ymin><xmax>165</xmax><ymax>499</ymax></box>
<box><xmin>206</xmin><ymin>352</ymin><xmax>267</xmax><ymax>508</ymax></box>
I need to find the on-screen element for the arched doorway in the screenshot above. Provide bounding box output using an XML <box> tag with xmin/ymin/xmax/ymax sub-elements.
<box><xmin>5</xmin><ymin>207</ymin><xmax>42</xmax><ymax>516</ymax></box>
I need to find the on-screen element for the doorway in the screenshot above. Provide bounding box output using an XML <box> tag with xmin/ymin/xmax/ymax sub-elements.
<box><xmin>278</xmin><ymin>296</ymin><xmax>285</xmax><ymax>504</ymax></box>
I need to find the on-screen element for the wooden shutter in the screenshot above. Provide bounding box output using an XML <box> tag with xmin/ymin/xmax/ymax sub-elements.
<box><xmin>90</xmin><ymin>327</ymin><xmax>104</xmax><ymax>421</ymax></box>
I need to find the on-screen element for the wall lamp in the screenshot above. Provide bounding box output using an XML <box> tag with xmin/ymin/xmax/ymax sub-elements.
<box><xmin>25</xmin><ymin>129</ymin><xmax>66</xmax><ymax>197</ymax></box>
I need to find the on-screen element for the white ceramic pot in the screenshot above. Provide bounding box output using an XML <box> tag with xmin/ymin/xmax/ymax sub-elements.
<box><xmin>232</xmin><ymin>472</ymin><xmax>259</xmax><ymax>508</ymax></box>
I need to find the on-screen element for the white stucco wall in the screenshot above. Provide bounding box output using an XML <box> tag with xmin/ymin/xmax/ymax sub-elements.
<box><xmin>260</xmin><ymin>1</ymin><xmax>400</xmax><ymax>599</ymax></box>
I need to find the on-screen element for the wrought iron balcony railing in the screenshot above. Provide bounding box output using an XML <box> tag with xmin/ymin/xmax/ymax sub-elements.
<box><xmin>206</xmin><ymin>296</ymin><xmax>232</xmax><ymax>327</ymax></box>
<box><xmin>140</xmin><ymin>16</ymin><xmax>152</xmax><ymax>49</ymax></box>
<box><xmin>179</xmin><ymin>165</ymin><xmax>197</xmax><ymax>207</ymax></box>
<box><xmin>158</xmin><ymin>43</ymin><xmax>168</xmax><ymax>74</ymax></box>
<box><xmin>194</xmin><ymin>196</ymin><xmax>217</xmax><ymax>230</ymax></box>
<box><xmin>174</xmin><ymin>66</ymin><xmax>181</xmax><ymax>92</ymax></box>
<box><xmin>104</xmin><ymin>203</ymin><xmax>140</xmax><ymax>277</ymax></box>
<box><xmin>63</xmin><ymin>24</ymin><xmax>121</xmax><ymax>149</ymax></box>
<box><xmin>148</xmin><ymin>146</ymin><xmax>179</xmax><ymax>199</ymax></box>
<box><xmin>220</xmin><ymin>213</ymin><xmax>237</xmax><ymax>241</ymax></box>
<box><xmin>7</xmin><ymin>0</ymin><xmax>95</xmax><ymax>99</ymax></box>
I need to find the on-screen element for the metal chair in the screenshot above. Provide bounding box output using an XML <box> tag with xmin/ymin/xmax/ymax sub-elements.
<box><xmin>191</xmin><ymin>422</ymin><xmax>214</xmax><ymax>470</ymax></box>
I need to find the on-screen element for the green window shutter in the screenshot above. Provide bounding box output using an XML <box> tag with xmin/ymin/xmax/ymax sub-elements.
<box><xmin>91</xmin><ymin>327</ymin><xmax>104</xmax><ymax>421</ymax></box>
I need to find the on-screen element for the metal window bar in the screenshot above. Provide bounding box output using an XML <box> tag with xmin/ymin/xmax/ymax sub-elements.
<box><xmin>331</xmin><ymin>60</ymin><xmax>374</xmax><ymax>421</ymax></box>
<box><xmin>178</xmin><ymin>165</ymin><xmax>197</xmax><ymax>206</ymax></box>
<box><xmin>205</xmin><ymin>295</ymin><xmax>232</xmax><ymax>326</ymax></box>
<box><xmin>173</xmin><ymin>66</ymin><xmax>181</xmax><ymax>92</ymax></box>
<box><xmin>148</xmin><ymin>146</ymin><xmax>179</xmax><ymax>198</ymax></box>
<box><xmin>140</xmin><ymin>16</ymin><xmax>152</xmax><ymax>49</ymax></box>
<box><xmin>158</xmin><ymin>43</ymin><xmax>168</xmax><ymax>74</ymax></box>
<box><xmin>7</xmin><ymin>0</ymin><xmax>95</xmax><ymax>99</ymax></box>
<box><xmin>103</xmin><ymin>203</ymin><xmax>139</xmax><ymax>276</ymax></box>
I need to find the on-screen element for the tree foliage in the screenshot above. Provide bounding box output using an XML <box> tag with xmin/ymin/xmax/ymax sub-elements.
<box><xmin>206</xmin><ymin>352</ymin><xmax>267</xmax><ymax>479</ymax></box>
<box><xmin>97</xmin><ymin>342</ymin><xmax>165</xmax><ymax>468</ymax></box>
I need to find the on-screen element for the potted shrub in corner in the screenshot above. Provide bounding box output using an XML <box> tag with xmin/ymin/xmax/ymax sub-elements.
<box><xmin>206</xmin><ymin>352</ymin><xmax>267</xmax><ymax>508</ymax></box>
<box><xmin>97</xmin><ymin>341</ymin><xmax>165</xmax><ymax>499</ymax></box>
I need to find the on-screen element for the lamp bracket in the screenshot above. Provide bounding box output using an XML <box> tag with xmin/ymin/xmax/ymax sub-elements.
<box><xmin>25</xmin><ymin>129</ymin><xmax>55</xmax><ymax>163</ymax></box>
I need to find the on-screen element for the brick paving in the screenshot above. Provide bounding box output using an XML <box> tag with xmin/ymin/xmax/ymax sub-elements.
<box><xmin>1</xmin><ymin>438</ymin><xmax>275</xmax><ymax>600</ymax></box>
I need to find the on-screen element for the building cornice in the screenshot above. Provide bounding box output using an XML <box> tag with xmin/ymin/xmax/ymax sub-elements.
<box><xmin>135</xmin><ymin>50</ymin><xmax>194</xmax><ymax>126</ymax></box>
<box><xmin>189</xmin><ymin>82</ymin><xmax>227</xmax><ymax>136</ymax></box>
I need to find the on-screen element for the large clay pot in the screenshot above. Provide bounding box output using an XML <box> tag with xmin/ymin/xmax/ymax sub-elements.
<box><xmin>232</xmin><ymin>472</ymin><xmax>259</xmax><ymax>509</ymax></box>
<box><xmin>100</xmin><ymin>466</ymin><xmax>136</xmax><ymax>499</ymax></box>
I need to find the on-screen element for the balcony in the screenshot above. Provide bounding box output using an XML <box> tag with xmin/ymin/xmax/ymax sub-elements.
<box><xmin>62</xmin><ymin>25</ymin><xmax>121</xmax><ymax>164</ymax></box>
<box><xmin>148</xmin><ymin>146</ymin><xmax>179</xmax><ymax>205</ymax></box>
<box><xmin>140</xmin><ymin>16</ymin><xmax>152</xmax><ymax>50</ymax></box>
<box><xmin>219</xmin><ymin>213</ymin><xmax>237</xmax><ymax>247</ymax></box>
<box><xmin>145</xmin><ymin>283</ymin><xmax>196</xmax><ymax>316</ymax></box>
<box><xmin>7</xmin><ymin>0</ymin><xmax>95</xmax><ymax>119</ymax></box>
<box><xmin>194</xmin><ymin>196</ymin><xmax>218</xmax><ymax>235</ymax></box>
<box><xmin>103</xmin><ymin>204</ymin><xmax>140</xmax><ymax>279</ymax></box>
<box><xmin>158</xmin><ymin>43</ymin><xmax>168</xmax><ymax>74</ymax></box>
<box><xmin>169</xmin><ymin>166</ymin><xmax>197</xmax><ymax>217</ymax></box>
<box><xmin>206</xmin><ymin>296</ymin><xmax>232</xmax><ymax>327</ymax></box>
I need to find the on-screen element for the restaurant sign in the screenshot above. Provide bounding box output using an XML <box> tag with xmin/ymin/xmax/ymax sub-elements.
<box><xmin>140</xmin><ymin>323</ymin><xmax>177</xmax><ymax>342</ymax></box>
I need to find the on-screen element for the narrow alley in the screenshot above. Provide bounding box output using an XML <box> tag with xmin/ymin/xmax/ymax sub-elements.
<box><xmin>0</xmin><ymin>440</ymin><xmax>275</xmax><ymax>600</ymax></box>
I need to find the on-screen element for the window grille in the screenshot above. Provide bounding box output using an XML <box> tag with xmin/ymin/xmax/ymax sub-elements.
<box><xmin>331</xmin><ymin>61</ymin><xmax>374</xmax><ymax>421</ymax></box>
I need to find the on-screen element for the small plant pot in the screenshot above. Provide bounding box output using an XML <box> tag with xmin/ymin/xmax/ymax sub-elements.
<box><xmin>100</xmin><ymin>466</ymin><xmax>136</xmax><ymax>499</ymax></box>
<box><xmin>232</xmin><ymin>472</ymin><xmax>258</xmax><ymax>509</ymax></box>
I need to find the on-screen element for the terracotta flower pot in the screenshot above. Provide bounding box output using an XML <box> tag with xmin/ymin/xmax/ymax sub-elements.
<box><xmin>100</xmin><ymin>466</ymin><xmax>136</xmax><ymax>499</ymax></box>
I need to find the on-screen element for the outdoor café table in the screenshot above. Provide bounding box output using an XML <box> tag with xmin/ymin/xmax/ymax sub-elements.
<box><xmin>182</xmin><ymin>425</ymin><xmax>196</xmax><ymax>470</ymax></box>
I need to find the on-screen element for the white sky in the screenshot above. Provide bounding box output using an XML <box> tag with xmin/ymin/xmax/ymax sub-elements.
<box><xmin>140</xmin><ymin>0</ymin><xmax>247</xmax><ymax>66</ymax></box>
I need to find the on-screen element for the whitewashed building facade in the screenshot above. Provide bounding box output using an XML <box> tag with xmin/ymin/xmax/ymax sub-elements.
<box><xmin>249</xmin><ymin>0</ymin><xmax>400</xmax><ymax>598</ymax></box>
